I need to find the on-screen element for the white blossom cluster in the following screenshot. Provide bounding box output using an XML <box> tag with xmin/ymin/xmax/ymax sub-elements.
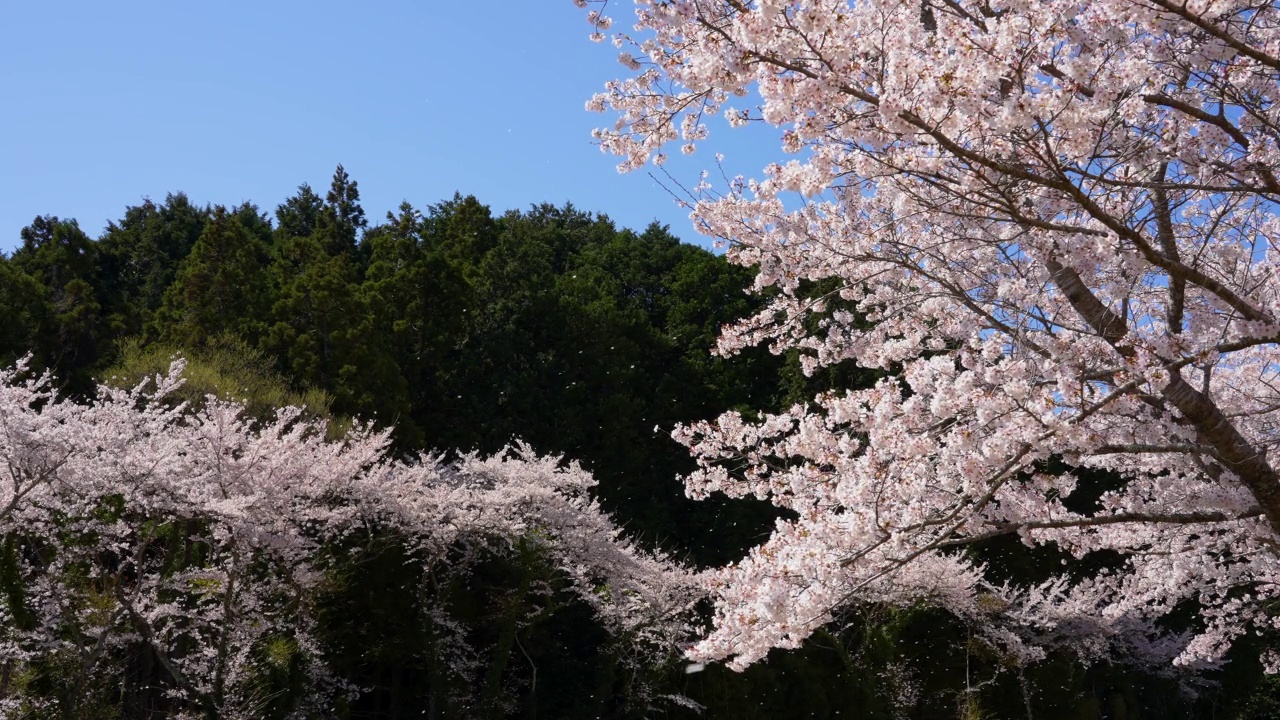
<box><xmin>580</xmin><ymin>0</ymin><xmax>1280</xmax><ymax>672</ymax></box>
<box><xmin>0</xmin><ymin>359</ymin><xmax>697</xmax><ymax>716</ymax></box>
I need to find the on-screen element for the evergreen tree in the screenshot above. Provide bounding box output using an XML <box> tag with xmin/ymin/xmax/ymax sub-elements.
<box><xmin>97</xmin><ymin>193</ymin><xmax>208</xmax><ymax>340</ymax></box>
<box><xmin>229</xmin><ymin>200</ymin><xmax>275</xmax><ymax>253</ymax></box>
<box><xmin>0</xmin><ymin>256</ymin><xmax>54</xmax><ymax>367</ymax></box>
<box><xmin>153</xmin><ymin>206</ymin><xmax>269</xmax><ymax>347</ymax></box>
<box><xmin>274</xmin><ymin>183</ymin><xmax>325</xmax><ymax>241</ymax></box>
<box><xmin>422</xmin><ymin>193</ymin><xmax>498</xmax><ymax>277</ymax></box>
<box><xmin>318</xmin><ymin>164</ymin><xmax>367</xmax><ymax>259</ymax></box>
<box><xmin>10</xmin><ymin>216</ymin><xmax>104</xmax><ymax>386</ymax></box>
<box><xmin>362</xmin><ymin>203</ymin><xmax>469</xmax><ymax>448</ymax></box>
<box><xmin>11</xmin><ymin>215</ymin><xmax>98</xmax><ymax>292</ymax></box>
<box><xmin>266</xmin><ymin>173</ymin><xmax>409</xmax><ymax>436</ymax></box>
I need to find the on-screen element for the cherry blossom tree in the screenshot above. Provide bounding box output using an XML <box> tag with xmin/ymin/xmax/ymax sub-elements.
<box><xmin>580</xmin><ymin>0</ymin><xmax>1280</xmax><ymax>672</ymax></box>
<box><xmin>0</xmin><ymin>358</ymin><xmax>695</xmax><ymax>716</ymax></box>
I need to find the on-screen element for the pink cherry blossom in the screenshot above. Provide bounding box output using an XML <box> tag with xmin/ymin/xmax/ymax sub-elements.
<box><xmin>581</xmin><ymin>0</ymin><xmax>1280</xmax><ymax>672</ymax></box>
<box><xmin>0</xmin><ymin>358</ymin><xmax>697</xmax><ymax>714</ymax></box>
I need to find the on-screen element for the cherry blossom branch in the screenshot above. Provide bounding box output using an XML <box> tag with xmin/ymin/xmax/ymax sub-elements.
<box><xmin>936</xmin><ymin>508</ymin><xmax>1266</xmax><ymax>548</ymax></box>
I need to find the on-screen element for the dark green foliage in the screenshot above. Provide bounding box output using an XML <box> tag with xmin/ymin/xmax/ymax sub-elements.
<box><xmin>97</xmin><ymin>193</ymin><xmax>208</xmax><ymax>340</ymax></box>
<box><xmin>0</xmin><ymin>258</ymin><xmax>53</xmax><ymax>368</ymax></box>
<box><xmin>311</xmin><ymin>528</ymin><xmax>669</xmax><ymax>720</ymax></box>
<box><xmin>154</xmin><ymin>205</ymin><xmax>270</xmax><ymax>347</ymax></box>
<box><xmin>360</xmin><ymin>202</ymin><xmax>470</xmax><ymax>449</ymax></box>
<box><xmin>321</xmin><ymin>163</ymin><xmax>366</xmax><ymax>258</ymax></box>
<box><xmin>267</xmin><ymin>175</ymin><xmax>413</xmax><ymax>440</ymax></box>
<box><xmin>8</xmin><ymin>216</ymin><xmax>104</xmax><ymax>390</ymax></box>
<box><xmin>275</xmin><ymin>183</ymin><xmax>325</xmax><ymax>241</ymax></box>
<box><xmin>12</xmin><ymin>215</ymin><xmax>99</xmax><ymax>293</ymax></box>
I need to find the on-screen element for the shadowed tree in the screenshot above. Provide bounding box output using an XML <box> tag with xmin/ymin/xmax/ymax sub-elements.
<box><xmin>97</xmin><ymin>193</ymin><xmax>209</xmax><ymax>340</ymax></box>
<box><xmin>10</xmin><ymin>216</ymin><xmax>103</xmax><ymax>387</ymax></box>
<box><xmin>154</xmin><ymin>206</ymin><xmax>270</xmax><ymax>347</ymax></box>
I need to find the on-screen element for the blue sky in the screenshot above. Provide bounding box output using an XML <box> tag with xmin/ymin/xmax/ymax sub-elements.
<box><xmin>0</xmin><ymin>1</ymin><xmax>781</xmax><ymax>254</ymax></box>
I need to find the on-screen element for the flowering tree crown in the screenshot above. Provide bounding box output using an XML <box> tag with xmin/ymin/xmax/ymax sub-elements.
<box><xmin>581</xmin><ymin>0</ymin><xmax>1280</xmax><ymax>671</ymax></box>
<box><xmin>0</xmin><ymin>359</ymin><xmax>694</xmax><ymax>715</ymax></box>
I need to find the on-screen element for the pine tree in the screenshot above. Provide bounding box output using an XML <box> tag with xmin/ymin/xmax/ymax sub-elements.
<box><xmin>153</xmin><ymin>206</ymin><xmax>269</xmax><ymax>347</ymax></box>
<box><xmin>0</xmin><ymin>257</ymin><xmax>54</xmax><ymax>367</ymax></box>
<box><xmin>266</xmin><ymin>177</ymin><xmax>409</xmax><ymax>434</ymax></box>
<box><xmin>318</xmin><ymin>164</ymin><xmax>366</xmax><ymax>259</ymax></box>
<box><xmin>10</xmin><ymin>216</ymin><xmax>104</xmax><ymax>384</ymax></box>
<box><xmin>97</xmin><ymin>193</ymin><xmax>209</xmax><ymax>339</ymax></box>
<box><xmin>274</xmin><ymin>183</ymin><xmax>325</xmax><ymax>242</ymax></box>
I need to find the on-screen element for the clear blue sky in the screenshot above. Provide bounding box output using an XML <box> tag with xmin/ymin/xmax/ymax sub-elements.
<box><xmin>0</xmin><ymin>1</ymin><xmax>778</xmax><ymax>254</ymax></box>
